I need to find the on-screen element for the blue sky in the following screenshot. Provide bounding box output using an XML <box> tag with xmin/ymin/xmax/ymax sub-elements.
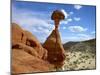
<box><xmin>12</xmin><ymin>1</ymin><xmax>96</xmax><ymax>43</ymax></box>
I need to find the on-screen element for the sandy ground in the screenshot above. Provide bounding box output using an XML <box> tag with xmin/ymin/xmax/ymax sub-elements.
<box><xmin>56</xmin><ymin>51</ymin><xmax>96</xmax><ymax>71</ymax></box>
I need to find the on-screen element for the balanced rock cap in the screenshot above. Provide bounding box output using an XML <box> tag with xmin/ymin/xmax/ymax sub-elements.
<box><xmin>51</xmin><ymin>10</ymin><xmax>65</xmax><ymax>20</ymax></box>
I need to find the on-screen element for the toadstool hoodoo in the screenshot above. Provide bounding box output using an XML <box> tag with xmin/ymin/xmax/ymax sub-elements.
<box><xmin>43</xmin><ymin>10</ymin><xmax>66</xmax><ymax>68</ymax></box>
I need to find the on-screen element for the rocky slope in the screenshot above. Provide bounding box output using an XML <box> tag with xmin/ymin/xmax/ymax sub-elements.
<box><xmin>63</xmin><ymin>39</ymin><xmax>96</xmax><ymax>53</ymax></box>
<box><xmin>61</xmin><ymin>39</ymin><xmax>96</xmax><ymax>71</ymax></box>
<box><xmin>12</xmin><ymin>23</ymin><xmax>54</xmax><ymax>74</ymax></box>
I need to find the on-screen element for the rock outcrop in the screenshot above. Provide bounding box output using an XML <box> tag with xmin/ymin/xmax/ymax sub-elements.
<box><xmin>12</xmin><ymin>49</ymin><xmax>53</xmax><ymax>74</ymax></box>
<box><xmin>43</xmin><ymin>29</ymin><xmax>66</xmax><ymax>67</ymax></box>
<box><xmin>12</xmin><ymin>23</ymin><xmax>54</xmax><ymax>74</ymax></box>
<box><xmin>12</xmin><ymin>23</ymin><xmax>27</xmax><ymax>44</ymax></box>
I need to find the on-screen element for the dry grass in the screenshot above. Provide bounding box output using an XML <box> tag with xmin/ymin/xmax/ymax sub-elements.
<box><xmin>56</xmin><ymin>51</ymin><xmax>96</xmax><ymax>71</ymax></box>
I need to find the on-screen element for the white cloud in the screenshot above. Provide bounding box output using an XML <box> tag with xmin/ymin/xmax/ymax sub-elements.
<box><xmin>69</xmin><ymin>12</ymin><xmax>74</xmax><ymax>15</ymax></box>
<box><xmin>74</xmin><ymin>5</ymin><xmax>82</xmax><ymax>10</ymax></box>
<box><xmin>91</xmin><ymin>31</ymin><xmax>95</xmax><ymax>34</ymax></box>
<box><xmin>62</xmin><ymin>33</ymin><xmax>95</xmax><ymax>43</ymax></box>
<box><xmin>37</xmin><ymin>26</ymin><xmax>52</xmax><ymax>35</ymax></box>
<box><xmin>61</xmin><ymin>9</ymin><xmax>69</xmax><ymax>19</ymax></box>
<box><xmin>12</xmin><ymin>6</ymin><xmax>55</xmax><ymax>43</ymax></box>
<box><xmin>62</xmin><ymin>26</ymin><xmax>66</xmax><ymax>30</ymax></box>
<box><xmin>67</xmin><ymin>18</ymin><xmax>72</xmax><ymax>22</ymax></box>
<box><xmin>77</xmin><ymin>34</ymin><xmax>89</xmax><ymax>38</ymax></box>
<box><xmin>60</xmin><ymin>20</ymin><xmax>68</xmax><ymax>25</ymax></box>
<box><xmin>59</xmin><ymin>9</ymin><xmax>73</xmax><ymax>25</ymax></box>
<box><xmin>60</xmin><ymin>18</ymin><xmax>72</xmax><ymax>25</ymax></box>
<box><xmin>68</xmin><ymin>26</ymin><xmax>87</xmax><ymax>32</ymax></box>
<box><xmin>77</xmin><ymin>33</ymin><xmax>95</xmax><ymax>41</ymax></box>
<box><xmin>74</xmin><ymin>17</ymin><xmax>81</xmax><ymax>21</ymax></box>
<box><xmin>62</xmin><ymin>36</ymin><xmax>78</xmax><ymax>43</ymax></box>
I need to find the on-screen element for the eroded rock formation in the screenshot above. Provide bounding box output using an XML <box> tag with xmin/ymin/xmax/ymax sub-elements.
<box><xmin>43</xmin><ymin>29</ymin><xmax>66</xmax><ymax>67</ymax></box>
<box><xmin>12</xmin><ymin>23</ymin><xmax>66</xmax><ymax>74</ymax></box>
<box><xmin>12</xmin><ymin>23</ymin><xmax>54</xmax><ymax>74</ymax></box>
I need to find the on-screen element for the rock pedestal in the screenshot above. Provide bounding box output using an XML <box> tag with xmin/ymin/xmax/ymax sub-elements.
<box><xmin>43</xmin><ymin>29</ymin><xmax>66</xmax><ymax>67</ymax></box>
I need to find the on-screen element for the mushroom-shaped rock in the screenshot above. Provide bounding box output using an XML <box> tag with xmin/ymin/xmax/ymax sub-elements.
<box><xmin>43</xmin><ymin>10</ymin><xmax>66</xmax><ymax>68</ymax></box>
<box><xmin>51</xmin><ymin>10</ymin><xmax>65</xmax><ymax>20</ymax></box>
<box><xmin>51</xmin><ymin>10</ymin><xmax>65</xmax><ymax>29</ymax></box>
